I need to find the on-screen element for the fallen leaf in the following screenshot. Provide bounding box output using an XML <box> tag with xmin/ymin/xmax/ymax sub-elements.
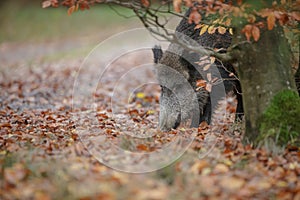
<box><xmin>4</xmin><ymin>163</ymin><xmax>28</xmax><ymax>185</ymax></box>
<box><xmin>214</xmin><ymin>163</ymin><xmax>229</xmax><ymax>173</ymax></box>
<box><xmin>190</xmin><ymin>160</ymin><xmax>210</xmax><ymax>174</ymax></box>
<box><xmin>219</xmin><ymin>176</ymin><xmax>245</xmax><ymax>191</ymax></box>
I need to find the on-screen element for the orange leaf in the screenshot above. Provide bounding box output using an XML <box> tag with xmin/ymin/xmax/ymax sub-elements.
<box><xmin>267</xmin><ymin>12</ymin><xmax>276</xmax><ymax>30</ymax></box>
<box><xmin>196</xmin><ymin>79</ymin><xmax>207</xmax><ymax>88</ymax></box>
<box><xmin>259</xmin><ymin>9</ymin><xmax>270</xmax><ymax>17</ymax></box>
<box><xmin>141</xmin><ymin>0</ymin><xmax>150</xmax><ymax>7</ymax></box>
<box><xmin>136</xmin><ymin>144</ymin><xmax>149</xmax><ymax>151</ymax></box>
<box><xmin>68</xmin><ymin>5</ymin><xmax>76</xmax><ymax>16</ymax></box>
<box><xmin>224</xmin><ymin>18</ymin><xmax>232</xmax><ymax>26</ymax></box>
<box><xmin>252</xmin><ymin>25</ymin><xmax>260</xmax><ymax>42</ymax></box>
<box><xmin>188</xmin><ymin>8</ymin><xmax>202</xmax><ymax>24</ymax></box>
<box><xmin>194</xmin><ymin>24</ymin><xmax>203</xmax><ymax>30</ymax></box>
<box><xmin>208</xmin><ymin>26</ymin><xmax>216</xmax><ymax>34</ymax></box>
<box><xmin>242</xmin><ymin>24</ymin><xmax>253</xmax><ymax>41</ymax></box>
<box><xmin>173</xmin><ymin>0</ymin><xmax>182</xmax><ymax>13</ymax></box>
<box><xmin>218</xmin><ymin>26</ymin><xmax>227</xmax><ymax>34</ymax></box>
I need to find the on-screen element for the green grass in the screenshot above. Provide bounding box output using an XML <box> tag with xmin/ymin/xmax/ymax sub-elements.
<box><xmin>0</xmin><ymin>1</ymin><xmax>137</xmax><ymax>43</ymax></box>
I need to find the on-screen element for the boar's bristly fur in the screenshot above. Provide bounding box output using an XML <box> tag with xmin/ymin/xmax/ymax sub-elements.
<box><xmin>154</xmin><ymin>7</ymin><xmax>243</xmax><ymax>131</ymax></box>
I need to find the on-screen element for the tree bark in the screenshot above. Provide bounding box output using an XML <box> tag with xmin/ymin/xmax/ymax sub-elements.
<box><xmin>231</xmin><ymin>26</ymin><xmax>297</xmax><ymax>143</ymax></box>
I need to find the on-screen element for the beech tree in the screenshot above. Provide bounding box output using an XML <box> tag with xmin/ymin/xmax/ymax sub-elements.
<box><xmin>43</xmin><ymin>0</ymin><xmax>300</xmax><ymax>146</ymax></box>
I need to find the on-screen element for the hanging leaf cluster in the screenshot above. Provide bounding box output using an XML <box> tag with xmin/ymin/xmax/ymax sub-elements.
<box><xmin>42</xmin><ymin>0</ymin><xmax>300</xmax><ymax>42</ymax></box>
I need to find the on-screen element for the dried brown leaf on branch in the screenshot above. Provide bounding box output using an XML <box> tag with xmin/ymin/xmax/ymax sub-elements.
<box><xmin>291</xmin><ymin>11</ymin><xmax>300</xmax><ymax>21</ymax></box>
<box><xmin>267</xmin><ymin>12</ymin><xmax>276</xmax><ymax>30</ymax></box>
<box><xmin>42</xmin><ymin>0</ymin><xmax>58</xmax><ymax>8</ymax></box>
<box><xmin>67</xmin><ymin>5</ymin><xmax>76</xmax><ymax>15</ymax></box>
<box><xmin>251</xmin><ymin>25</ymin><xmax>260</xmax><ymax>42</ymax></box>
<box><xmin>141</xmin><ymin>0</ymin><xmax>150</xmax><ymax>7</ymax></box>
<box><xmin>242</xmin><ymin>24</ymin><xmax>253</xmax><ymax>41</ymax></box>
<box><xmin>173</xmin><ymin>0</ymin><xmax>182</xmax><ymax>13</ymax></box>
<box><xmin>188</xmin><ymin>8</ymin><xmax>202</xmax><ymax>24</ymax></box>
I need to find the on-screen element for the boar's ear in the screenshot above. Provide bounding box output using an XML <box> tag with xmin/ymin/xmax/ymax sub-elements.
<box><xmin>152</xmin><ymin>45</ymin><xmax>163</xmax><ymax>64</ymax></box>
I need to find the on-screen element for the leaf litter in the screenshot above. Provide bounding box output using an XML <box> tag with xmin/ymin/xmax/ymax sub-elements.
<box><xmin>0</xmin><ymin>51</ymin><xmax>299</xmax><ymax>200</ymax></box>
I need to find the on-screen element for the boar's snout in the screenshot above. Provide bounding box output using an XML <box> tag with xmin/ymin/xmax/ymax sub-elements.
<box><xmin>159</xmin><ymin>106</ymin><xmax>181</xmax><ymax>131</ymax></box>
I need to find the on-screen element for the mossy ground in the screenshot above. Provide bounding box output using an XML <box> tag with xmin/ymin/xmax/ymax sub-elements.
<box><xmin>259</xmin><ymin>90</ymin><xmax>300</xmax><ymax>147</ymax></box>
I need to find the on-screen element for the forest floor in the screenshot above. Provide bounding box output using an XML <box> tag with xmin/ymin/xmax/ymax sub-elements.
<box><xmin>1</xmin><ymin>2</ymin><xmax>300</xmax><ymax>200</ymax></box>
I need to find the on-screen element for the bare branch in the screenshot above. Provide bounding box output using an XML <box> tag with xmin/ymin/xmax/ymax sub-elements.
<box><xmin>97</xmin><ymin>0</ymin><xmax>233</xmax><ymax>61</ymax></box>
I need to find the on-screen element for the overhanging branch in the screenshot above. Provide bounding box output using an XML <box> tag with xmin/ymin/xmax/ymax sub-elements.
<box><xmin>102</xmin><ymin>0</ymin><xmax>233</xmax><ymax>62</ymax></box>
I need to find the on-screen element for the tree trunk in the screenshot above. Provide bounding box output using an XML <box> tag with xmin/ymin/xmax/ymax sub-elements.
<box><xmin>231</xmin><ymin>26</ymin><xmax>297</xmax><ymax>144</ymax></box>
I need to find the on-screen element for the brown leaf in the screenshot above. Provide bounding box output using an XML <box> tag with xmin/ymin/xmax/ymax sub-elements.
<box><xmin>0</xmin><ymin>123</ymin><xmax>11</xmax><ymax>128</ymax></box>
<box><xmin>194</xmin><ymin>24</ymin><xmax>203</xmax><ymax>30</ymax></box>
<box><xmin>173</xmin><ymin>0</ymin><xmax>182</xmax><ymax>13</ymax></box>
<box><xmin>184</xmin><ymin>0</ymin><xmax>193</xmax><ymax>7</ymax></box>
<box><xmin>5</xmin><ymin>164</ymin><xmax>28</xmax><ymax>185</ymax></box>
<box><xmin>214</xmin><ymin>163</ymin><xmax>229</xmax><ymax>173</ymax></box>
<box><xmin>219</xmin><ymin>176</ymin><xmax>245</xmax><ymax>191</ymax></box>
<box><xmin>267</xmin><ymin>12</ymin><xmax>276</xmax><ymax>30</ymax></box>
<box><xmin>196</xmin><ymin>79</ymin><xmax>207</xmax><ymax>88</ymax></box>
<box><xmin>136</xmin><ymin>144</ymin><xmax>149</xmax><ymax>151</ymax></box>
<box><xmin>218</xmin><ymin>26</ymin><xmax>227</xmax><ymax>34</ymax></box>
<box><xmin>68</xmin><ymin>5</ymin><xmax>76</xmax><ymax>16</ymax></box>
<box><xmin>42</xmin><ymin>0</ymin><xmax>51</xmax><ymax>8</ymax></box>
<box><xmin>248</xmin><ymin>177</ymin><xmax>272</xmax><ymax>190</ymax></box>
<box><xmin>280</xmin><ymin>0</ymin><xmax>286</xmax><ymax>4</ymax></box>
<box><xmin>190</xmin><ymin>160</ymin><xmax>209</xmax><ymax>174</ymax></box>
<box><xmin>242</xmin><ymin>24</ymin><xmax>253</xmax><ymax>41</ymax></box>
<box><xmin>224</xmin><ymin>18</ymin><xmax>232</xmax><ymax>26</ymax></box>
<box><xmin>208</xmin><ymin>26</ymin><xmax>216</xmax><ymax>34</ymax></box>
<box><xmin>252</xmin><ymin>25</ymin><xmax>260</xmax><ymax>42</ymax></box>
<box><xmin>141</xmin><ymin>0</ymin><xmax>150</xmax><ymax>7</ymax></box>
<box><xmin>188</xmin><ymin>8</ymin><xmax>202</xmax><ymax>24</ymax></box>
<box><xmin>291</xmin><ymin>11</ymin><xmax>300</xmax><ymax>21</ymax></box>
